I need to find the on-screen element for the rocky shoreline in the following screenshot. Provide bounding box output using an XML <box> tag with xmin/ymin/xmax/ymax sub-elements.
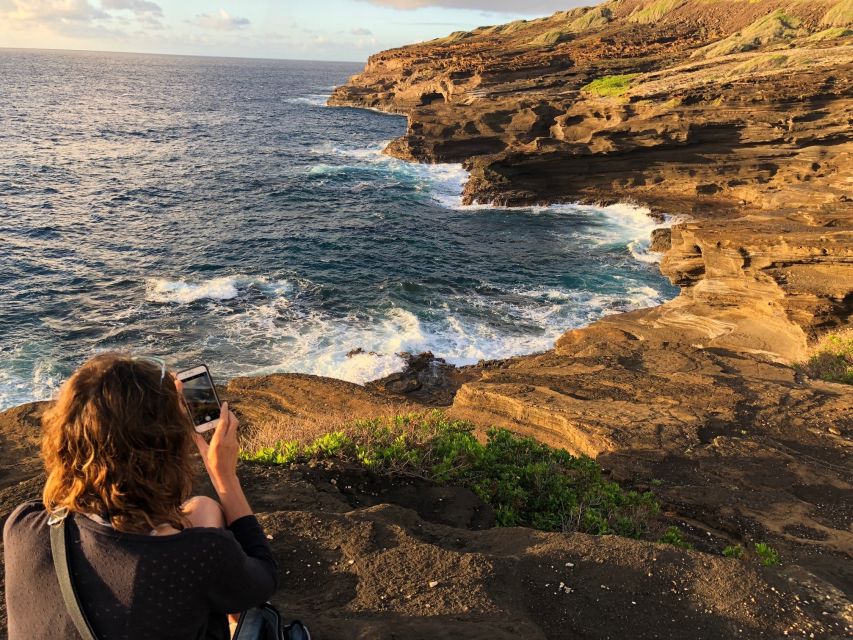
<box><xmin>1</xmin><ymin>1</ymin><xmax>851</xmax><ymax>637</ymax></box>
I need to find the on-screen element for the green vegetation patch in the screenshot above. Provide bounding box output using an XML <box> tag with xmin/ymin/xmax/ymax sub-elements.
<box><xmin>629</xmin><ymin>0</ymin><xmax>686</xmax><ymax>25</ymax></box>
<box><xmin>242</xmin><ymin>411</ymin><xmax>659</xmax><ymax>537</ymax></box>
<box><xmin>722</xmin><ymin>544</ymin><xmax>744</xmax><ymax>558</ymax></box>
<box><xmin>822</xmin><ymin>0</ymin><xmax>853</xmax><ymax>27</ymax></box>
<box><xmin>729</xmin><ymin>54</ymin><xmax>791</xmax><ymax>76</ymax></box>
<box><xmin>806</xmin><ymin>26</ymin><xmax>853</xmax><ymax>41</ymax></box>
<box><xmin>754</xmin><ymin>542</ymin><xmax>780</xmax><ymax>566</ymax></box>
<box><xmin>433</xmin><ymin>30</ymin><xmax>474</xmax><ymax>44</ymax></box>
<box><xmin>501</xmin><ymin>19</ymin><xmax>534</xmax><ymax>35</ymax></box>
<box><xmin>658</xmin><ymin>526</ymin><xmax>693</xmax><ymax>549</ymax></box>
<box><xmin>581</xmin><ymin>73</ymin><xmax>639</xmax><ymax>97</ymax></box>
<box><xmin>797</xmin><ymin>330</ymin><xmax>853</xmax><ymax>384</ymax></box>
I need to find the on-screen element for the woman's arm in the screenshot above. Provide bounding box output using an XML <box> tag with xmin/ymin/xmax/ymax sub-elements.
<box><xmin>193</xmin><ymin>403</ymin><xmax>252</xmax><ymax>525</ymax></box>
<box><xmin>207</xmin><ymin>517</ymin><xmax>279</xmax><ymax>612</ymax></box>
<box><xmin>194</xmin><ymin>402</ymin><xmax>279</xmax><ymax>610</ymax></box>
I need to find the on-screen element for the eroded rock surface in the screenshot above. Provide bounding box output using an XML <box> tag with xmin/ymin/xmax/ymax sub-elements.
<box><xmin>330</xmin><ymin>0</ymin><xmax>852</xmax><ymax>211</ymax></box>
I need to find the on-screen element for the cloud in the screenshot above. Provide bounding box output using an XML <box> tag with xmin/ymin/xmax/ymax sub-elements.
<box><xmin>101</xmin><ymin>0</ymin><xmax>162</xmax><ymax>17</ymax></box>
<box><xmin>351</xmin><ymin>27</ymin><xmax>372</xmax><ymax>36</ymax></box>
<box><xmin>192</xmin><ymin>8</ymin><xmax>250</xmax><ymax>30</ymax></box>
<box><xmin>0</xmin><ymin>0</ymin><xmax>164</xmax><ymax>34</ymax></box>
<box><xmin>1</xmin><ymin>0</ymin><xmax>107</xmax><ymax>23</ymax></box>
<box><xmin>363</xmin><ymin>0</ymin><xmax>584</xmax><ymax>12</ymax></box>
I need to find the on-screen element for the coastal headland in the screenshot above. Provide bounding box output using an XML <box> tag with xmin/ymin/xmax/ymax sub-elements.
<box><xmin>1</xmin><ymin>1</ymin><xmax>851</xmax><ymax>637</ymax></box>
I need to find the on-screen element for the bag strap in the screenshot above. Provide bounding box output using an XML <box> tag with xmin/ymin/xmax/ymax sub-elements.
<box><xmin>50</xmin><ymin>518</ymin><xmax>100</xmax><ymax>640</ymax></box>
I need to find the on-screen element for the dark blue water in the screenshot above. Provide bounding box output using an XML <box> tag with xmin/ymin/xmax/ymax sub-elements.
<box><xmin>0</xmin><ymin>49</ymin><xmax>677</xmax><ymax>409</ymax></box>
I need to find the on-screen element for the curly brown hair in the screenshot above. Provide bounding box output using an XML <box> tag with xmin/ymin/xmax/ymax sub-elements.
<box><xmin>42</xmin><ymin>353</ymin><xmax>195</xmax><ymax>533</ymax></box>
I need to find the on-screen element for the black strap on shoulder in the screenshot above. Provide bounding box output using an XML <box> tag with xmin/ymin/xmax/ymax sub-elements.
<box><xmin>50</xmin><ymin>517</ymin><xmax>100</xmax><ymax>640</ymax></box>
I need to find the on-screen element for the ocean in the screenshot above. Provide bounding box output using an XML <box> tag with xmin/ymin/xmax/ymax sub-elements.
<box><xmin>0</xmin><ymin>49</ymin><xmax>678</xmax><ymax>410</ymax></box>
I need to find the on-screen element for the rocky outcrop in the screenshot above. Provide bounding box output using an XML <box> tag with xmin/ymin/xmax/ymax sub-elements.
<box><xmin>329</xmin><ymin>0</ymin><xmax>853</xmax><ymax>346</ymax></box>
<box><xmin>330</xmin><ymin>0</ymin><xmax>852</xmax><ymax>212</ymax></box>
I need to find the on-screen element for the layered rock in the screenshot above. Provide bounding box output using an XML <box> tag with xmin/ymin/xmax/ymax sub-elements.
<box><xmin>330</xmin><ymin>0</ymin><xmax>852</xmax><ymax>211</ymax></box>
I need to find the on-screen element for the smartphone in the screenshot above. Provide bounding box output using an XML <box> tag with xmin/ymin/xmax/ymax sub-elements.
<box><xmin>176</xmin><ymin>365</ymin><xmax>221</xmax><ymax>433</ymax></box>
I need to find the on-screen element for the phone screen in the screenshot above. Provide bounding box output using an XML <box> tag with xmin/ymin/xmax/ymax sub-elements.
<box><xmin>180</xmin><ymin>369</ymin><xmax>220</xmax><ymax>428</ymax></box>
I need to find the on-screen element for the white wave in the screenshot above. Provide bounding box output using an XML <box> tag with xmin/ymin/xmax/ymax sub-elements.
<box><xmin>0</xmin><ymin>351</ymin><xmax>64</xmax><ymax>409</ymax></box>
<box><xmin>284</xmin><ymin>94</ymin><xmax>330</xmax><ymax>107</ymax></box>
<box><xmin>308</xmin><ymin>139</ymin><xmax>468</xmax><ymax>207</ymax></box>
<box><xmin>215</xmin><ymin>276</ymin><xmax>669</xmax><ymax>385</ymax></box>
<box><xmin>307</xmin><ymin>138</ymin><xmax>669</xmax><ymax>270</ymax></box>
<box><xmin>146</xmin><ymin>275</ymin><xmax>292</xmax><ymax>304</ymax></box>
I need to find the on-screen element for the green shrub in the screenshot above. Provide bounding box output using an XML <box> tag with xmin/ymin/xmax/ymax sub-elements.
<box><xmin>582</xmin><ymin>74</ymin><xmax>639</xmax><ymax>97</ymax></box>
<box><xmin>242</xmin><ymin>440</ymin><xmax>301</xmax><ymax>465</ymax></box>
<box><xmin>303</xmin><ymin>431</ymin><xmax>352</xmax><ymax>458</ymax></box>
<box><xmin>241</xmin><ymin>411</ymin><xmax>659</xmax><ymax>538</ymax></box>
<box><xmin>798</xmin><ymin>331</ymin><xmax>853</xmax><ymax>384</ymax></box>
<box><xmin>658</xmin><ymin>526</ymin><xmax>693</xmax><ymax>549</ymax></box>
<box><xmin>722</xmin><ymin>544</ymin><xmax>744</xmax><ymax>558</ymax></box>
<box><xmin>754</xmin><ymin>542</ymin><xmax>780</xmax><ymax>566</ymax></box>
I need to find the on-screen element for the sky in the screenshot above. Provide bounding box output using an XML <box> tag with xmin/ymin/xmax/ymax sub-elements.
<box><xmin>0</xmin><ymin>0</ymin><xmax>590</xmax><ymax>61</ymax></box>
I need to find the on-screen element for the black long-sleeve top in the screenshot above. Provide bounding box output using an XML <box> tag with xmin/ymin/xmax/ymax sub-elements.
<box><xmin>3</xmin><ymin>501</ymin><xmax>278</xmax><ymax>639</ymax></box>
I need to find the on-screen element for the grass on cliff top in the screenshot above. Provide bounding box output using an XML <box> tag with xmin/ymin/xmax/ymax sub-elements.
<box><xmin>821</xmin><ymin>0</ymin><xmax>853</xmax><ymax>28</ymax></box>
<box><xmin>797</xmin><ymin>330</ymin><xmax>853</xmax><ymax>385</ymax></box>
<box><xmin>693</xmin><ymin>10</ymin><xmax>801</xmax><ymax>59</ymax></box>
<box><xmin>805</xmin><ymin>26</ymin><xmax>853</xmax><ymax>42</ymax></box>
<box><xmin>241</xmin><ymin>411</ymin><xmax>660</xmax><ymax>537</ymax></box>
<box><xmin>628</xmin><ymin>0</ymin><xmax>686</xmax><ymax>25</ymax></box>
<box><xmin>581</xmin><ymin>73</ymin><xmax>639</xmax><ymax>97</ymax></box>
<box><xmin>568</xmin><ymin>6</ymin><xmax>613</xmax><ymax>32</ymax></box>
<box><xmin>529</xmin><ymin>28</ymin><xmax>573</xmax><ymax>47</ymax></box>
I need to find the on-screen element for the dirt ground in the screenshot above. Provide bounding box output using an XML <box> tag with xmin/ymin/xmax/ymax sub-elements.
<box><xmin>1</xmin><ymin>401</ymin><xmax>850</xmax><ymax>639</ymax></box>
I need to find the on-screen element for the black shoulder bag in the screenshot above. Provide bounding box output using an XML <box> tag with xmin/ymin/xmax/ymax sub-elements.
<box><xmin>49</xmin><ymin>517</ymin><xmax>311</xmax><ymax>640</ymax></box>
<box><xmin>49</xmin><ymin>517</ymin><xmax>99</xmax><ymax>640</ymax></box>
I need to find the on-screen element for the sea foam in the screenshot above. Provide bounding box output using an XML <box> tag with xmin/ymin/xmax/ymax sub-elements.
<box><xmin>146</xmin><ymin>275</ymin><xmax>293</xmax><ymax>304</ymax></box>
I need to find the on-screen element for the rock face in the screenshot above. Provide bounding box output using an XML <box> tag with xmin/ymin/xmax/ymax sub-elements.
<box><xmin>330</xmin><ymin>0</ymin><xmax>852</xmax><ymax>211</ymax></box>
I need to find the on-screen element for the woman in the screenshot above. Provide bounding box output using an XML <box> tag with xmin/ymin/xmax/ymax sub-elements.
<box><xmin>3</xmin><ymin>353</ymin><xmax>278</xmax><ymax>639</ymax></box>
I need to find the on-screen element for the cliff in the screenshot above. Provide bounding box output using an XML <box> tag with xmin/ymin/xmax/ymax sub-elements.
<box><xmin>330</xmin><ymin>0</ymin><xmax>852</xmax><ymax>210</ymax></box>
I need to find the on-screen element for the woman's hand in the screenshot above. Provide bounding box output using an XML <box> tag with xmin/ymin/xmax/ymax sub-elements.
<box><xmin>193</xmin><ymin>402</ymin><xmax>240</xmax><ymax>489</ymax></box>
<box><xmin>192</xmin><ymin>402</ymin><xmax>252</xmax><ymax>524</ymax></box>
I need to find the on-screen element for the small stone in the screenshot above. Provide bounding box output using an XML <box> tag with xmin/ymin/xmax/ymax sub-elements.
<box><xmin>428</xmin><ymin>580</ymin><xmax>439</xmax><ymax>588</ymax></box>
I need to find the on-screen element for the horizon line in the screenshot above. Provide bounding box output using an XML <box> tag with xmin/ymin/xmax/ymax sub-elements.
<box><xmin>0</xmin><ymin>45</ymin><xmax>367</xmax><ymax>65</ymax></box>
